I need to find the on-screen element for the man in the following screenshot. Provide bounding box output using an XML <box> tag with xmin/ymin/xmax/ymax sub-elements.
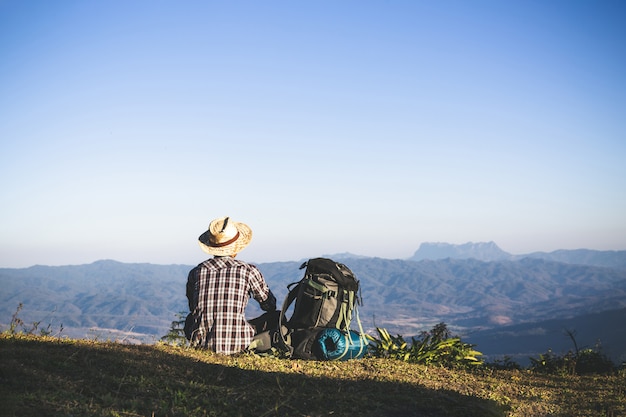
<box><xmin>185</xmin><ymin>216</ymin><xmax>276</xmax><ymax>354</ymax></box>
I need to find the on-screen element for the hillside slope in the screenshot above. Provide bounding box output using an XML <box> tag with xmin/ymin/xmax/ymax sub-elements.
<box><xmin>1</xmin><ymin>334</ymin><xmax>624</xmax><ymax>417</ymax></box>
<box><xmin>466</xmin><ymin>307</ymin><xmax>626</xmax><ymax>365</ymax></box>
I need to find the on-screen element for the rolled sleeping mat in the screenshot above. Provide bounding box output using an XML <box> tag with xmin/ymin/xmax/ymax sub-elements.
<box><xmin>316</xmin><ymin>328</ymin><xmax>367</xmax><ymax>361</ymax></box>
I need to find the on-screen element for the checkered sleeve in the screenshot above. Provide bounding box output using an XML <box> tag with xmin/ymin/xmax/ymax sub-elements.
<box><xmin>246</xmin><ymin>264</ymin><xmax>272</xmax><ymax>306</ymax></box>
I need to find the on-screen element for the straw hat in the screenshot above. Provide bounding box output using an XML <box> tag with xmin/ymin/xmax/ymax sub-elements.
<box><xmin>198</xmin><ymin>216</ymin><xmax>252</xmax><ymax>256</ymax></box>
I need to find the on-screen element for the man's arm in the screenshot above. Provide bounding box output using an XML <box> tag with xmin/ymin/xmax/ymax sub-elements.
<box><xmin>186</xmin><ymin>268</ymin><xmax>198</xmax><ymax>312</ymax></box>
<box><xmin>259</xmin><ymin>290</ymin><xmax>276</xmax><ymax>312</ymax></box>
<box><xmin>247</xmin><ymin>264</ymin><xmax>276</xmax><ymax>311</ymax></box>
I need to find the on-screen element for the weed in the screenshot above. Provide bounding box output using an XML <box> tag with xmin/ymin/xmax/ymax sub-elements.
<box><xmin>529</xmin><ymin>329</ymin><xmax>616</xmax><ymax>375</ymax></box>
<box><xmin>4</xmin><ymin>303</ymin><xmax>64</xmax><ymax>337</ymax></box>
<box><xmin>369</xmin><ymin>322</ymin><xmax>484</xmax><ymax>369</ymax></box>
<box><xmin>160</xmin><ymin>311</ymin><xmax>188</xmax><ymax>346</ymax></box>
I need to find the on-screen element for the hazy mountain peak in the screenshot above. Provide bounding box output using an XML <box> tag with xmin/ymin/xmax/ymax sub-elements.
<box><xmin>321</xmin><ymin>252</ymin><xmax>369</xmax><ymax>261</ymax></box>
<box><xmin>410</xmin><ymin>241</ymin><xmax>512</xmax><ymax>261</ymax></box>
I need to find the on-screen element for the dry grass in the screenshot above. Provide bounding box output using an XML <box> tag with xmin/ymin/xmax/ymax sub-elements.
<box><xmin>1</xmin><ymin>333</ymin><xmax>624</xmax><ymax>416</ymax></box>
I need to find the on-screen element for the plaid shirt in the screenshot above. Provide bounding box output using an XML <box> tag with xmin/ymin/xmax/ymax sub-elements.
<box><xmin>186</xmin><ymin>257</ymin><xmax>272</xmax><ymax>354</ymax></box>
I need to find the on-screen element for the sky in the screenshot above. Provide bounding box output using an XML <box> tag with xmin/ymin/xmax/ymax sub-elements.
<box><xmin>1</xmin><ymin>0</ymin><xmax>625</xmax><ymax>268</ymax></box>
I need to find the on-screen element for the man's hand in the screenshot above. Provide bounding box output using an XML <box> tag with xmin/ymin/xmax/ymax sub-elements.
<box><xmin>260</xmin><ymin>290</ymin><xmax>277</xmax><ymax>312</ymax></box>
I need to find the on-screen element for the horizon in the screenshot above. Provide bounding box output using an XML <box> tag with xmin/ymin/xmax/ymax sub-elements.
<box><xmin>2</xmin><ymin>240</ymin><xmax>624</xmax><ymax>269</ymax></box>
<box><xmin>2</xmin><ymin>1</ymin><xmax>625</xmax><ymax>269</ymax></box>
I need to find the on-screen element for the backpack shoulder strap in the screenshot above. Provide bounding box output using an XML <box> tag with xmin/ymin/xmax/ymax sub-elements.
<box><xmin>275</xmin><ymin>282</ymin><xmax>299</xmax><ymax>356</ymax></box>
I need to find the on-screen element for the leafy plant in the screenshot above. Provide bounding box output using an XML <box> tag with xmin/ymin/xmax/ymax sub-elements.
<box><xmin>575</xmin><ymin>347</ymin><xmax>615</xmax><ymax>374</ymax></box>
<box><xmin>486</xmin><ymin>356</ymin><xmax>522</xmax><ymax>371</ymax></box>
<box><xmin>160</xmin><ymin>311</ymin><xmax>189</xmax><ymax>346</ymax></box>
<box><xmin>368</xmin><ymin>327</ymin><xmax>411</xmax><ymax>361</ymax></box>
<box><xmin>369</xmin><ymin>322</ymin><xmax>483</xmax><ymax>368</ymax></box>
<box><xmin>529</xmin><ymin>349</ymin><xmax>570</xmax><ymax>375</ymax></box>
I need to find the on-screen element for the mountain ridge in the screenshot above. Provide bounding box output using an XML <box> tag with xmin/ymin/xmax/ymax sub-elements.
<box><xmin>408</xmin><ymin>242</ymin><xmax>626</xmax><ymax>269</ymax></box>
<box><xmin>465</xmin><ymin>307</ymin><xmax>626</xmax><ymax>365</ymax></box>
<box><xmin>2</xmin><ymin>244</ymin><xmax>625</xmax><ymax>362</ymax></box>
<box><xmin>5</xmin><ymin>242</ymin><xmax>625</xmax><ymax>270</ymax></box>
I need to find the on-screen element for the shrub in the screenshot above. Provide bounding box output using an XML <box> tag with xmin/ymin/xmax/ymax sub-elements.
<box><xmin>529</xmin><ymin>346</ymin><xmax>615</xmax><ymax>375</ymax></box>
<box><xmin>160</xmin><ymin>311</ymin><xmax>189</xmax><ymax>346</ymax></box>
<box><xmin>574</xmin><ymin>348</ymin><xmax>615</xmax><ymax>375</ymax></box>
<box><xmin>529</xmin><ymin>349</ymin><xmax>571</xmax><ymax>375</ymax></box>
<box><xmin>487</xmin><ymin>356</ymin><xmax>522</xmax><ymax>371</ymax></box>
<box><xmin>369</xmin><ymin>322</ymin><xmax>483</xmax><ymax>369</ymax></box>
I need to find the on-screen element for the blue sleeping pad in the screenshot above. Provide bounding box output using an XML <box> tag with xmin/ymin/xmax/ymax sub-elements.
<box><xmin>316</xmin><ymin>328</ymin><xmax>367</xmax><ymax>361</ymax></box>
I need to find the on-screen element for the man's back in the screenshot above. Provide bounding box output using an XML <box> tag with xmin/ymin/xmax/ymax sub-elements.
<box><xmin>186</xmin><ymin>257</ymin><xmax>271</xmax><ymax>354</ymax></box>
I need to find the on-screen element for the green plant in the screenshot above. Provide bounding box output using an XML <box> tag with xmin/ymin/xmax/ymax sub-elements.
<box><xmin>529</xmin><ymin>347</ymin><xmax>615</xmax><ymax>375</ymax></box>
<box><xmin>529</xmin><ymin>330</ymin><xmax>616</xmax><ymax>375</ymax></box>
<box><xmin>369</xmin><ymin>322</ymin><xmax>483</xmax><ymax>368</ymax></box>
<box><xmin>486</xmin><ymin>356</ymin><xmax>522</xmax><ymax>371</ymax></box>
<box><xmin>368</xmin><ymin>327</ymin><xmax>411</xmax><ymax>361</ymax></box>
<box><xmin>529</xmin><ymin>349</ymin><xmax>569</xmax><ymax>375</ymax></box>
<box><xmin>576</xmin><ymin>347</ymin><xmax>615</xmax><ymax>374</ymax></box>
<box><xmin>160</xmin><ymin>311</ymin><xmax>189</xmax><ymax>346</ymax></box>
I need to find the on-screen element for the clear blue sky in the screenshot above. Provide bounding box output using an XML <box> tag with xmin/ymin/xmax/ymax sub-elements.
<box><xmin>1</xmin><ymin>0</ymin><xmax>625</xmax><ymax>268</ymax></box>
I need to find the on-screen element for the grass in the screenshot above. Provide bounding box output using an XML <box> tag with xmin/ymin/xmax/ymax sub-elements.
<box><xmin>1</xmin><ymin>333</ymin><xmax>624</xmax><ymax>417</ymax></box>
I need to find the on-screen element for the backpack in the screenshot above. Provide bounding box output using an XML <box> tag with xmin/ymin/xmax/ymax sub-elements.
<box><xmin>276</xmin><ymin>258</ymin><xmax>367</xmax><ymax>360</ymax></box>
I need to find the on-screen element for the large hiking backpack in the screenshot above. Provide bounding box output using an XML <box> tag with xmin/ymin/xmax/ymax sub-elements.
<box><xmin>276</xmin><ymin>258</ymin><xmax>367</xmax><ymax>360</ymax></box>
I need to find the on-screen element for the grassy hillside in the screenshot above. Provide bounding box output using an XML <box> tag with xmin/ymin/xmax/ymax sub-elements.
<box><xmin>1</xmin><ymin>334</ymin><xmax>624</xmax><ymax>417</ymax></box>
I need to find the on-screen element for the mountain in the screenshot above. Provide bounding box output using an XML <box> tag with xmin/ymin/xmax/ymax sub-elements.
<box><xmin>465</xmin><ymin>308</ymin><xmax>626</xmax><ymax>366</ymax></box>
<box><xmin>409</xmin><ymin>242</ymin><xmax>626</xmax><ymax>269</ymax></box>
<box><xmin>410</xmin><ymin>241</ymin><xmax>512</xmax><ymax>262</ymax></box>
<box><xmin>321</xmin><ymin>252</ymin><xmax>371</xmax><ymax>261</ymax></box>
<box><xmin>2</xmin><ymin>247</ymin><xmax>626</xmax><ymax>363</ymax></box>
<box><xmin>522</xmin><ymin>249</ymin><xmax>626</xmax><ymax>270</ymax></box>
<box><xmin>340</xmin><ymin>257</ymin><xmax>626</xmax><ymax>335</ymax></box>
<box><xmin>0</xmin><ymin>260</ymin><xmax>191</xmax><ymax>343</ymax></box>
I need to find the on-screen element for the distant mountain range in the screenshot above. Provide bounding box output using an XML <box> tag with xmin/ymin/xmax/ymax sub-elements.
<box><xmin>466</xmin><ymin>307</ymin><xmax>626</xmax><ymax>366</ymax></box>
<box><xmin>1</xmin><ymin>242</ymin><xmax>625</xmax><ymax>363</ymax></box>
<box><xmin>410</xmin><ymin>241</ymin><xmax>626</xmax><ymax>269</ymax></box>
